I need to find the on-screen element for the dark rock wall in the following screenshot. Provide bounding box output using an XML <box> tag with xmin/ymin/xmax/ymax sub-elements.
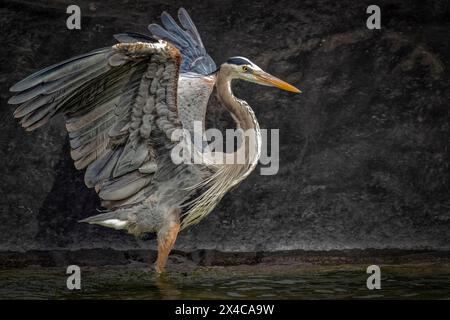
<box><xmin>0</xmin><ymin>0</ymin><xmax>448</xmax><ymax>251</ymax></box>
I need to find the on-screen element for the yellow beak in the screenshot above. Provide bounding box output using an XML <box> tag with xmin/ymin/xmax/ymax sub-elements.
<box><xmin>255</xmin><ymin>71</ymin><xmax>302</xmax><ymax>93</ymax></box>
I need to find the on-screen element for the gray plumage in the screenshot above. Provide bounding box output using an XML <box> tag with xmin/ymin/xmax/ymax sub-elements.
<box><xmin>8</xmin><ymin>8</ymin><xmax>228</xmax><ymax>237</ymax></box>
<box><xmin>148</xmin><ymin>8</ymin><xmax>216</xmax><ymax>74</ymax></box>
<box><xmin>8</xmin><ymin>7</ymin><xmax>300</xmax><ymax>273</ymax></box>
<box><xmin>9</xmin><ymin>38</ymin><xmax>205</xmax><ymax>233</ymax></box>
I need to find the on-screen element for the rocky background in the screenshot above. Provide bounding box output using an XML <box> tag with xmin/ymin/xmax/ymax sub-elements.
<box><xmin>0</xmin><ymin>0</ymin><xmax>449</xmax><ymax>254</ymax></box>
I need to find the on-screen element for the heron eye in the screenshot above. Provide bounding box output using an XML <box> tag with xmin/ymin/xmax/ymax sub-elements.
<box><xmin>242</xmin><ymin>66</ymin><xmax>249</xmax><ymax>72</ymax></box>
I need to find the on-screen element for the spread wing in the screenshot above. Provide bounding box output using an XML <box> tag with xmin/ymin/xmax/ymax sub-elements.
<box><xmin>9</xmin><ymin>41</ymin><xmax>183</xmax><ymax>210</ymax></box>
<box><xmin>148</xmin><ymin>8</ymin><xmax>216</xmax><ymax>75</ymax></box>
<box><xmin>114</xmin><ymin>8</ymin><xmax>217</xmax><ymax>136</ymax></box>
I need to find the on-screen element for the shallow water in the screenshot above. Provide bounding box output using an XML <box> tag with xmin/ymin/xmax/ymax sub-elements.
<box><xmin>0</xmin><ymin>264</ymin><xmax>449</xmax><ymax>299</ymax></box>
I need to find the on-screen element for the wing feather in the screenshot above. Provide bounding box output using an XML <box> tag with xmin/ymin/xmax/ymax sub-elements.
<box><xmin>9</xmin><ymin>40</ymin><xmax>183</xmax><ymax>211</ymax></box>
<box><xmin>10</xmin><ymin>48</ymin><xmax>111</xmax><ymax>92</ymax></box>
<box><xmin>148</xmin><ymin>8</ymin><xmax>216</xmax><ymax>75</ymax></box>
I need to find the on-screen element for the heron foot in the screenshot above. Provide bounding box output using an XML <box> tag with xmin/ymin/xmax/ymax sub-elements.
<box><xmin>154</xmin><ymin>264</ymin><xmax>166</xmax><ymax>274</ymax></box>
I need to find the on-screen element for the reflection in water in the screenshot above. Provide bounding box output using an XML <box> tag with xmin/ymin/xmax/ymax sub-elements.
<box><xmin>0</xmin><ymin>264</ymin><xmax>449</xmax><ymax>299</ymax></box>
<box><xmin>155</xmin><ymin>273</ymin><xmax>181</xmax><ymax>299</ymax></box>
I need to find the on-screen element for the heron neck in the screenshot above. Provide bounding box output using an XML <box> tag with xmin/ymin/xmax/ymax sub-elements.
<box><xmin>215</xmin><ymin>70</ymin><xmax>262</xmax><ymax>167</ymax></box>
<box><xmin>216</xmin><ymin>73</ymin><xmax>259</xmax><ymax>131</ymax></box>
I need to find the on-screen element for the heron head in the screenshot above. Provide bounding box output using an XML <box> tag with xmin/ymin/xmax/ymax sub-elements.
<box><xmin>221</xmin><ymin>56</ymin><xmax>301</xmax><ymax>93</ymax></box>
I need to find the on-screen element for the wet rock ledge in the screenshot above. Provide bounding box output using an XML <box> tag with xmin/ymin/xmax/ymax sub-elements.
<box><xmin>1</xmin><ymin>249</ymin><xmax>449</xmax><ymax>270</ymax></box>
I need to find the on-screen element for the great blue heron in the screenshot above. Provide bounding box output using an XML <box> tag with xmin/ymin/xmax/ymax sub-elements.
<box><xmin>8</xmin><ymin>8</ymin><xmax>300</xmax><ymax>273</ymax></box>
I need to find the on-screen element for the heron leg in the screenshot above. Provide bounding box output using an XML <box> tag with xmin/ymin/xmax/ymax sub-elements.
<box><xmin>155</xmin><ymin>218</ymin><xmax>180</xmax><ymax>274</ymax></box>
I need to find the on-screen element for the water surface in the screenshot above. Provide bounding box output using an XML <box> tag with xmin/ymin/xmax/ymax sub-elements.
<box><xmin>0</xmin><ymin>264</ymin><xmax>449</xmax><ymax>299</ymax></box>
